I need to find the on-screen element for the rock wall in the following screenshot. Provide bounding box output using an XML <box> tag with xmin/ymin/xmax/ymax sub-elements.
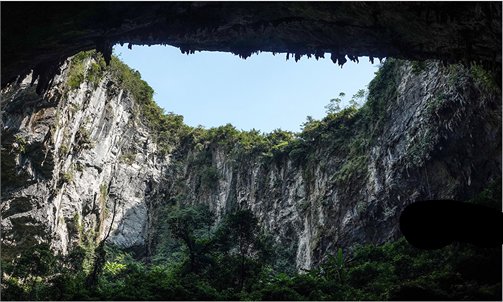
<box><xmin>2</xmin><ymin>55</ymin><xmax>501</xmax><ymax>271</ymax></box>
<box><xmin>153</xmin><ymin>60</ymin><xmax>501</xmax><ymax>270</ymax></box>
<box><xmin>1</xmin><ymin>56</ymin><xmax>170</xmax><ymax>261</ymax></box>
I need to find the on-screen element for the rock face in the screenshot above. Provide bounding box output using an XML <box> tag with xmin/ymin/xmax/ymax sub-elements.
<box><xmin>1</xmin><ymin>55</ymin><xmax>170</xmax><ymax>261</ymax></box>
<box><xmin>1</xmin><ymin>54</ymin><xmax>501</xmax><ymax>271</ymax></box>
<box><xmin>2</xmin><ymin>2</ymin><xmax>501</xmax><ymax>90</ymax></box>
<box><xmin>157</xmin><ymin>60</ymin><xmax>502</xmax><ymax>269</ymax></box>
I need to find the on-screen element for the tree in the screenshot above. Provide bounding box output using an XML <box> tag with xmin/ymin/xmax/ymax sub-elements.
<box><xmin>325</xmin><ymin>92</ymin><xmax>346</xmax><ymax>114</ymax></box>
<box><xmin>167</xmin><ymin>203</ymin><xmax>217</xmax><ymax>274</ymax></box>
<box><xmin>348</xmin><ymin>89</ymin><xmax>367</xmax><ymax>109</ymax></box>
<box><xmin>221</xmin><ymin>210</ymin><xmax>268</xmax><ymax>290</ymax></box>
<box><xmin>1</xmin><ymin>243</ymin><xmax>92</xmax><ymax>300</ymax></box>
<box><xmin>323</xmin><ymin>248</ymin><xmax>349</xmax><ymax>284</ymax></box>
<box><xmin>1</xmin><ymin>243</ymin><xmax>57</xmax><ymax>300</ymax></box>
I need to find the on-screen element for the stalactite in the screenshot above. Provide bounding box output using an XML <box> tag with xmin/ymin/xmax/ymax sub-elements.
<box><xmin>96</xmin><ymin>40</ymin><xmax>113</xmax><ymax>65</ymax></box>
<box><xmin>348</xmin><ymin>55</ymin><xmax>359</xmax><ymax>63</ymax></box>
<box><xmin>330</xmin><ymin>52</ymin><xmax>338</xmax><ymax>65</ymax></box>
<box><xmin>2</xmin><ymin>2</ymin><xmax>501</xmax><ymax>92</ymax></box>
<box><xmin>315</xmin><ymin>49</ymin><xmax>325</xmax><ymax>60</ymax></box>
<box><xmin>337</xmin><ymin>54</ymin><xmax>347</xmax><ymax>67</ymax></box>
<box><xmin>294</xmin><ymin>53</ymin><xmax>302</xmax><ymax>62</ymax></box>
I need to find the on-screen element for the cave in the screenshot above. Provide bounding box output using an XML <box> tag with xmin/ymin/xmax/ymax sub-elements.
<box><xmin>1</xmin><ymin>3</ymin><xmax>502</xmax><ymax>300</ymax></box>
<box><xmin>1</xmin><ymin>2</ymin><xmax>501</xmax><ymax>94</ymax></box>
<box><xmin>2</xmin><ymin>0</ymin><xmax>502</xmax><ymax>260</ymax></box>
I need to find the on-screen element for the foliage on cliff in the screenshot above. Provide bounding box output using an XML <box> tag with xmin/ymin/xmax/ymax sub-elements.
<box><xmin>2</xmin><ymin>51</ymin><xmax>500</xmax><ymax>300</ymax></box>
<box><xmin>182</xmin><ymin>58</ymin><xmax>402</xmax><ymax>165</ymax></box>
<box><xmin>159</xmin><ymin>58</ymin><xmax>404</xmax><ymax>207</ymax></box>
<box><xmin>1</xmin><ymin>177</ymin><xmax>501</xmax><ymax>300</ymax></box>
<box><xmin>66</xmin><ymin>50</ymin><xmax>401</xmax><ymax>165</ymax></box>
<box><xmin>67</xmin><ymin>51</ymin><xmax>499</xmax><ymax>181</ymax></box>
<box><xmin>63</xmin><ymin>50</ymin><xmax>191</xmax><ymax>155</ymax></box>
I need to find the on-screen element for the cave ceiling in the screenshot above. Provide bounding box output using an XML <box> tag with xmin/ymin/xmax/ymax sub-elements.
<box><xmin>1</xmin><ymin>1</ymin><xmax>501</xmax><ymax>93</ymax></box>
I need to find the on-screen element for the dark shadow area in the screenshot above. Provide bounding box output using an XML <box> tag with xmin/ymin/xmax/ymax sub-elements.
<box><xmin>400</xmin><ymin>199</ymin><xmax>503</xmax><ymax>250</ymax></box>
<box><xmin>2</xmin><ymin>2</ymin><xmax>501</xmax><ymax>91</ymax></box>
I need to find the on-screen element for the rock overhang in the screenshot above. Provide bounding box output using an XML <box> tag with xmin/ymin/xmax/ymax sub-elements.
<box><xmin>1</xmin><ymin>2</ymin><xmax>501</xmax><ymax>92</ymax></box>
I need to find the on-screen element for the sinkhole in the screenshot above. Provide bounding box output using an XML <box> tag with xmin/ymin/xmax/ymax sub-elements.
<box><xmin>113</xmin><ymin>45</ymin><xmax>380</xmax><ymax>134</ymax></box>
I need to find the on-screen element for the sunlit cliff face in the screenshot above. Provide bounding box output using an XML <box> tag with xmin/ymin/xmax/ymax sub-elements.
<box><xmin>0</xmin><ymin>0</ymin><xmax>501</xmax><ymax>268</ymax></box>
<box><xmin>1</xmin><ymin>52</ymin><xmax>501</xmax><ymax>268</ymax></box>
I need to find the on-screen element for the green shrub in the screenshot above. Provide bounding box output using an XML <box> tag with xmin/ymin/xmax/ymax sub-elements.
<box><xmin>411</xmin><ymin>60</ymin><xmax>427</xmax><ymax>75</ymax></box>
<box><xmin>299</xmin><ymin>200</ymin><xmax>311</xmax><ymax>212</ymax></box>
<box><xmin>70</xmin><ymin>104</ymin><xmax>82</xmax><ymax>113</ymax></box>
<box><xmin>62</xmin><ymin>172</ymin><xmax>73</xmax><ymax>182</ymax></box>
<box><xmin>199</xmin><ymin>165</ymin><xmax>220</xmax><ymax>190</ymax></box>
<box><xmin>99</xmin><ymin>184</ymin><xmax>107</xmax><ymax>209</ymax></box>
<box><xmin>67</xmin><ymin>63</ymin><xmax>86</xmax><ymax>90</ymax></box>
<box><xmin>14</xmin><ymin>135</ymin><xmax>26</xmax><ymax>153</ymax></box>
<box><xmin>76</xmin><ymin>127</ymin><xmax>94</xmax><ymax>149</ymax></box>
<box><xmin>59</xmin><ymin>144</ymin><xmax>70</xmax><ymax>155</ymax></box>
<box><xmin>471</xmin><ymin>62</ymin><xmax>501</xmax><ymax>93</ymax></box>
<box><xmin>446</xmin><ymin>63</ymin><xmax>470</xmax><ymax>88</ymax></box>
<box><xmin>67</xmin><ymin>50</ymin><xmax>106</xmax><ymax>91</ymax></box>
<box><xmin>119</xmin><ymin>153</ymin><xmax>135</xmax><ymax>165</ymax></box>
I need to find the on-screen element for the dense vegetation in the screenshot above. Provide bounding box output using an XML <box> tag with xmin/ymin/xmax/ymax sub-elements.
<box><xmin>64</xmin><ymin>50</ymin><xmax>402</xmax><ymax>166</ymax></box>
<box><xmin>2</xmin><ymin>52</ymin><xmax>501</xmax><ymax>300</ymax></box>
<box><xmin>1</xmin><ymin>177</ymin><xmax>501</xmax><ymax>300</ymax></box>
<box><xmin>62</xmin><ymin>51</ymin><xmax>500</xmax><ymax>177</ymax></box>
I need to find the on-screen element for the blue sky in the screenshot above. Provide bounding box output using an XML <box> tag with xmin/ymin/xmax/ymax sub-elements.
<box><xmin>113</xmin><ymin>45</ymin><xmax>379</xmax><ymax>134</ymax></box>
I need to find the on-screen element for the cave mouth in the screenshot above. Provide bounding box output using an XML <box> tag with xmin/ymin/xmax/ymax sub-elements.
<box><xmin>112</xmin><ymin>44</ymin><xmax>380</xmax><ymax>134</ymax></box>
<box><xmin>1</xmin><ymin>1</ymin><xmax>500</xmax><ymax>94</ymax></box>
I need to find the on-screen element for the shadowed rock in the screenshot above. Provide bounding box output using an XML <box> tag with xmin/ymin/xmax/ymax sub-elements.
<box><xmin>1</xmin><ymin>2</ymin><xmax>501</xmax><ymax>91</ymax></box>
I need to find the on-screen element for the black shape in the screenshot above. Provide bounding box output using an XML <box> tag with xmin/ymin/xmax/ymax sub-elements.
<box><xmin>400</xmin><ymin>200</ymin><xmax>503</xmax><ymax>250</ymax></box>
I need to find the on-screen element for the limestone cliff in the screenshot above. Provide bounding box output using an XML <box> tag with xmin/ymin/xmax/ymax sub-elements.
<box><xmin>156</xmin><ymin>60</ymin><xmax>502</xmax><ymax>270</ymax></box>
<box><xmin>1</xmin><ymin>53</ymin><xmax>170</xmax><ymax>261</ymax></box>
<box><xmin>1</xmin><ymin>53</ymin><xmax>501</xmax><ymax>271</ymax></box>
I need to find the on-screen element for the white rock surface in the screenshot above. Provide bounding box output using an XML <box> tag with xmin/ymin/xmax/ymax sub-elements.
<box><xmin>1</xmin><ymin>58</ymin><xmax>500</xmax><ymax>271</ymax></box>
